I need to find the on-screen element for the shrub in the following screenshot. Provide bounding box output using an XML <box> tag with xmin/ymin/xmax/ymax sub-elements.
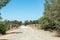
<box><xmin>0</xmin><ymin>24</ymin><xmax>7</xmax><ymax>34</ymax></box>
<box><xmin>38</xmin><ymin>16</ymin><xmax>58</xmax><ymax>31</ymax></box>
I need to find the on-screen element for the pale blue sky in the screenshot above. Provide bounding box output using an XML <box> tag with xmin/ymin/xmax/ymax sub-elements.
<box><xmin>1</xmin><ymin>0</ymin><xmax>44</xmax><ymax>21</ymax></box>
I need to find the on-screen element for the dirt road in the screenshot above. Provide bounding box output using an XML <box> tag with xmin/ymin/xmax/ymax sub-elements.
<box><xmin>0</xmin><ymin>25</ymin><xmax>60</xmax><ymax>40</ymax></box>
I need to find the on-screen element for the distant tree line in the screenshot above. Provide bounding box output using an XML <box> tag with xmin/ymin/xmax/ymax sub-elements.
<box><xmin>24</xmin><ymin>20</ymin><xmax>39</xmax><ymax>26</ymax></box>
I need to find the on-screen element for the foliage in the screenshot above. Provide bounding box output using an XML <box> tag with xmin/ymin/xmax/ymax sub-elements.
<box><xmin>24</xmin><ymin>20</ymin><xmax>39</xmax><ymax>26</ymax></box>
<box><xmin>0</xmin><ymin>0</ymin><xmax>10</xmax><ymax>9</ymax></box>
<box><xmin>0</xmin><ymin>23</ymin><xmax>7</xmax><ymax>34</ymax></box>
<box><xmin>39</xmin><ymin>0</ymin><xmax>60</xmax><ymax>31</ymax></box>
<box><xmin>4</xmin><ymin>20</ymin><xmax>23</xmax><ymax>29</ymax></box>
<box><xmin>24</xmin><ymin>20</ymin><xmax>29</xmax><ymax>26</ymax></box>
<box><xmin>10</xmin><ymin>20</ymin><xmax>22</xmax><ymax>25</ymax></box>
<box><xmin>0</xmin><ymin>13</ymin><xmax>2</xmax><ymax>20</ymax></box>
<box><xmin>0</xmin><ymin>0</ymin><xmax>10</xmax><ymax>34</ymax></box>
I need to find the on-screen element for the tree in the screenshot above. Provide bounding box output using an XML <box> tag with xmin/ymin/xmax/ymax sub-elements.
<box><xmin>24</xmin><ymin>20</ymin><xmax>29</xmax><ymax>26</ymax></box>
<box><xmin>0</xmin><ymin>0</ymin><xmax>10</xmax><ymax>20</ymax></box>
<box><xmin>0</xmin><ymin>13</ymin><xmax>2</xmax><ymax>20</ymax></box>
<box><xmin>0</xmin><ymin>0</ymin><xmax>10</xmax><ymax>9</ymax></box>
<box><xmin>0</xmin><ymin>0</ymin><xmax>10</xmax><ymax>34</ymax></box>
<box><xmin>39</xmin><ymin>0</ymin><xmax>60</xmax><ymax>31</ymax></box>
<box><xmin>19</xmin><ymin>21</ymin><xmax>22</xmax><ymax>25</ymax></box>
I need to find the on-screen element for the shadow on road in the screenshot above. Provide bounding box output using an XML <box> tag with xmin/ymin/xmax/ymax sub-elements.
<box><xmin>55</xmin><ymin>34</ymin><xmax>60</xmax><ymax>37</ymax></box>
<box><xmin>0</xmin><ymin>39</ymin><xmax>8</xmax><ymax>40</ymax></box>
<box><xmin>6</xmin><ymin>32</ymin><xmax>23</xmax><ymax>35</ymax></box>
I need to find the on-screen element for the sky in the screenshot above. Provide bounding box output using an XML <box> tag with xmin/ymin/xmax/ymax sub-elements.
<box><xmin>1</xmin><ymin>0</ymin><xmax>44</xmax><ymax>21</ymax></box>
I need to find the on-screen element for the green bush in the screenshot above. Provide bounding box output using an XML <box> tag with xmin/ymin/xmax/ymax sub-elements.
<box><xmin>38</xmin><ymin>16</ymin><xmax>57</xmax><ymax>31</ymax></box>
<box><xmin>0</xmin><ymin>24</ymin><xmax>7</xmax><ymax>34</ymax></box>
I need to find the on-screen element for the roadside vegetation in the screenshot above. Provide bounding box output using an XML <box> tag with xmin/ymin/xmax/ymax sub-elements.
<box><xmin>38</xmin><ymin>0</ymin><xmax>60</xmax><ymax>36</ymax></box>
<box><xmin>23</xmin><ymin>20</ymin><xmax>40</xmax><ymax>29</ymax></box>
<box><xmin>0</xmin><ymin>0</ymin><xmax>23</xmax><ymax>34</ymax></box>
<box><xmin>0</xmin><ymin>0</ymin><xmax>60</xmax><ymax>36</ymax></box>
<box><xmin>0</xmin><ymin>0</ymin><xmax>10</xmax><ymax>34</ymax></box>
<box><xmin>0</xmin><ymin>19</ymin><xmax>22</xmax><ymax>34</ymax></box>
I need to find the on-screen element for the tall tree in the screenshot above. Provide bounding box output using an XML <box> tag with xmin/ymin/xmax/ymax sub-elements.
<box><xmin>0</xmin><ymin>0</ymin><xmax>10</xmax><ymax>20</ymax></box>
<box><xmin>39</xmin><ymin>0</ymin><xmax>60</xmax><ymax>30</ymax></box>
<box><xmin>0</xmin><ymin>0</ymin><xmax>10</xmax><ymax>9</ymax></box>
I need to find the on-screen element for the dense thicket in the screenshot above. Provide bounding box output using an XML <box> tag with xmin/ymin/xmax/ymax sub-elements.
<box><xmin>39</xmin><ymin>0</ymin><xmax>60</xmax><ymax>31</ymax></box>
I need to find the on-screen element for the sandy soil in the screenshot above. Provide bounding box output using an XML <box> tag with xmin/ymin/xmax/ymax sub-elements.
<box><xmin>0</xmin><ymin>25</ymin><xmax>60</xmax><ymax>40</ymax></box>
